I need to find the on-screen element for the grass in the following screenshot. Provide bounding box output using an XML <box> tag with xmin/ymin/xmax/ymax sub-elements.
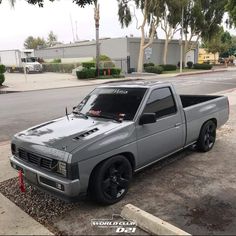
<box><xmin>162</xmin><ymin>68</ymin><xmax>201</xmax><ymax>74</ymax></box>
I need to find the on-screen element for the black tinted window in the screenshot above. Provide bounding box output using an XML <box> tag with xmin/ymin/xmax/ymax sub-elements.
<box><xmin>77</xmin><ymin>88</ymin><xmax>147</xmax><ymax>121</ymax></box>
<box><xmin>144</xmin><ymin>87</ymin><xmax>177</xmax><ymax>118</ymax></box>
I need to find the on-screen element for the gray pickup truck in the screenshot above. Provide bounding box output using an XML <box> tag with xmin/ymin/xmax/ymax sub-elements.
<box><xmin>10</xmin><ymin>81</ymin><xmax>229</xmax><ymax>204</ymax></box>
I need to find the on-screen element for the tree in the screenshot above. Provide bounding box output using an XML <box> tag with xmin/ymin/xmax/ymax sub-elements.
<box><xmin>160</xmin><ymin>0</ymin><xmax>186</xmax><ymax>64</ymax></box>
<box><xmin>226</xmin><ymin>0</ymin><xmax>236</xmax><ymax>27</ymax></box>
<box><xmin>0</xmin><ymin>0</ymin><xmax>93</xmax><ymax>7</ymax></box>
<box><xmin>182</xmin><ymin>0</ymin><xmax>227</xmax><ymax>62</ymax></box>
<box><xmin>47</xmin><ymin>31</ymin><xmax>58</xmax><ymax>47</ymax></box>
<box><xmin>24</xmin><ymin>36</ymin><xmax>47</xmax><ymax>49</ymax></box>
<box><xmin>203</xmin><ymin>28</ymin><xmax>233</xmax><ymax>62</ymax></box>
<box><xmin>118</xmin><ymin>0</ymin><xmax>162</xmax><ymax>73</ymax></box>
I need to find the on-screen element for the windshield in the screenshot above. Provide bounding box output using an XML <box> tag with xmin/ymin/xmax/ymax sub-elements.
<box><xmin>76</xmin><ymin>87</ymin><xmax>147</xmax><ymax>121</ymax></box>
<box><xmin>21</xmin><ymin>57</ymin><xmax>37</xmax><ymax>63</ymax></box>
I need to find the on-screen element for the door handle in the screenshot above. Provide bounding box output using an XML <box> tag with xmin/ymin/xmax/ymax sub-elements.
<box><xmin>175</xmin><ymin>123</ymin><xmax>181</xmax><ymax>127</ymax></box>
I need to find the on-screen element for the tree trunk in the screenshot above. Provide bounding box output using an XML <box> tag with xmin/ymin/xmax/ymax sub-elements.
<box><xmin>137</xmin><ymin>36</ymin><xmax>145</xmax><ymax>73</ymax></box>
<box><xmin>163</xmin><ymin>38</ymin><xmax>169</xmax><ymax>65</ymax></box>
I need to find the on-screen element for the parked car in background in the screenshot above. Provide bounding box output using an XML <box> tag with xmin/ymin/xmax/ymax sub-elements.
<box><xmin>10</xmin><ymin>81</ymin><xmax>229</xmax><ymax>204</ymax></box>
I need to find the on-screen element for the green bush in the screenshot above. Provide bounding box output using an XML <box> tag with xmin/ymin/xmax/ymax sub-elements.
<box><xmin>99</xmin><ymin>54</ymin><xmax>112</xmax><ymax>61</ymax></box>
<box><xmin>52</xmin><ymin>58</ymin><xmax>61</xmax><ymax>63</ymax></box>
<box><xmin>143</xmin><ymin>62</ymin><xmax>155</xmax><ymax>68</ymax></box>
<box><xmin>0</xmin><ymin>74</ymin><xmax>5</xmax><ymax>86</ymax></box>
<box><xmin>76</xmin><ymin>68</ymin><xmax>96</xmax><ymax>79</ymax></box>
<box><xmin>98</xmin><ymin>68</ymin><xmax>121</xmax><ymax>76</ymax></box>
<box><xmin>145</xmin><ymin>66</ymin><xmax>163</xmax><ymax>74</ymax></box>
<box><xmin>187</xmin><ymin>61</ymin><xmax>193</xmax><ymax>69</ymax></box>
<box><xmin>177</xmin><ymin>61</ymin><xmax>185</xmax><ymax>68</ymax></box>
<box><xmin>42</xmin><ymin>63</ymin><xmax>80</xmax><ymax>73</ymax></box>
<box><xmin>0</xmin><ymin>64</ymin><xmax>6</xmax><ymax>74</ymax></box>
<box><xmin>82</xmin><ymin>62</ymin><xmax>96</xmax><ymax>69</ymax></box>
<box><xmin>159</xmin><ymin>64</ymin><xmax>177</xmax><ymax>71</ymax></box>
<box><xmin>193</xmin><ymin>63</ymin><xmax>213</xmax><ymax>70</ymax></box>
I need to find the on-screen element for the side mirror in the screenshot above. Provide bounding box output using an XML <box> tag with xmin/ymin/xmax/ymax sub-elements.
<box><xmin>139</xmin><ymin>113</ymin><xmax>156</xmax><ymax>125</ymax></box>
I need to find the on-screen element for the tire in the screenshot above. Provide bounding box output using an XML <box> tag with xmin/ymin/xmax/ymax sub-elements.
<box><xmin>197</xmin><ymin>120</ymin><xmax>216</xmax><ymax>152</ymax></box>
<box><xmin>25</xmin><ymin>68</ymin><xmax>29</xmax><ymax>74</ymax></box>
<box><xmin>90</xmin><ymin>155</ymin><xmax>132</xmax><ymax>205</ymax></box>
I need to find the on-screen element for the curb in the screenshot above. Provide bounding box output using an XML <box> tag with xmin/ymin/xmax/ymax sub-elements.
<box><xmin>0</xmin><ymin>193</ymin><xmax>53</xmax><ymax>235</ymax></box>
<box><xmin>176</xmin><ymin>69</ymin><xmax>228</xmax><ymax>77</ymax></box>
<box><xmin>121</xmin><ymin>204</ymin><xmax>191</xmax><ymax>235</ymax></box>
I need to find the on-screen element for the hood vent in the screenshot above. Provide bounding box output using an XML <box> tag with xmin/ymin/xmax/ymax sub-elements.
<box><xmin>73</xmin><ymin>128</ymin><xmax>99</xmax><ymax>140</ymax></box>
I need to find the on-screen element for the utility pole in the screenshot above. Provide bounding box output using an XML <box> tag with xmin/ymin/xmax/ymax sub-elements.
<box><xmin>180</xmin><ymin>6</ymin><xmax>184</xmax><ymax>73</ymax></box>
<box><xmin>94</xmin><ymin>1</ymin><xmax>100</xmax><ymax>77</ymax></box>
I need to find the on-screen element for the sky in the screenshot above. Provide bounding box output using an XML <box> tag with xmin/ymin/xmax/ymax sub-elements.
<box><xmin>0</xmin><ymin>0</ymin><xmax>145</xmax><ymax>50</ymax></box>
<box><xmin>0</xmin><ymin>0</ymin><xmax>236</xmax><ymax>50</ymax></box>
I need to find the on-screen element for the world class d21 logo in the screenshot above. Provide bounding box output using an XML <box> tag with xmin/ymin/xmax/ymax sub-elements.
<box><xmin>91</xmin><ymin>214</ymin><xmax>137</xmax><ymax>233</ymax></box>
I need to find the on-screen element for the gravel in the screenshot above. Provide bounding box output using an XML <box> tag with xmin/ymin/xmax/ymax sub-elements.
<box><xmin>0</xmin><ymin>177</ymin><xmax>80</xmax><ymax>235</ymax></box>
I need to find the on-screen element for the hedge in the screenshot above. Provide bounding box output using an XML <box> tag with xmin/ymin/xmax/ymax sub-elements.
<box><xmin>187</xmin><ymin>61</ymin><xmax>193</xmax><ymax>69</ymax></box>
<box><xmin>0</xmin><ymin>74</ymin><xmax>5</xmax><ymax>86</ymax></box>
<box><xmin>144</xmin><ymin>66</ymin><xmax>163</xmax><ymax>74</ymax></box>
<box><xmin>99</xmin><ymin>68</ymin><xmax>121</xmax><ymax>76</ymax></box>
<box><xmin>0</xmin><ymin>64</ymin><xmax>6</xmax><ymax>74</ymax></box>
<box><xmin>42</xmin><ymin>63</ymin><xmax>80</xmax><ymax>73</ymax></box>
<box><xmin>76</xmin><ymin>68</ymin><xmax>96</xmax><ymax>79</ymax></box>
<box><xmin>159</xmin><ymin>64</ymin><xmax>177</xmax><ymax>71</ymax></box>
<box><xmin>76</xmin><ymin>67</ymin><xmax>122</xmax><ymax>79</ymax></box>
<box><xmin>143</xmin><ymin>62</ymin><xmax>155</xmax><ymax>68</ymax></box>
<box><xmin>193</xmin><ymin>63</ymin><xmax>213</xmax><ymax>70</ymax></box>
<box><xmin>82</xmin><ymin>62</ymin><xmax>96</xmax><ymax>69</ymax></box>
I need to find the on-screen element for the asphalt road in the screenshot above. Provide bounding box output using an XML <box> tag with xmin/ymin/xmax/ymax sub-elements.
<box><xmin>1</xmin><ymin>70</ymin><xmax>236</xmax><ymax>142</ymax></box>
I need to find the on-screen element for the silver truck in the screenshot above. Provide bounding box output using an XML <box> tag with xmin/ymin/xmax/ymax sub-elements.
<box><xmin>10</xmin><ymin>81</ymin><xmax>229</xmax><ymax>204</ymax></box>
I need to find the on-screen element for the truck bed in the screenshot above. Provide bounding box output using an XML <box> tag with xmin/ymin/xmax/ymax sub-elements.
<box><xmin>180</xmin><ymin>95</ymin><xmax>220</xmax><ymax>108</ymax></box>
<box><xmin>180</xmin><ymin>94</ymin><xmax>229</xmax><ymax>146</ymax></box>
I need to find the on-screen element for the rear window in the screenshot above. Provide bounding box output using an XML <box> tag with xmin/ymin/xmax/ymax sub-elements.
<box><xmin>77</xmin><ymin>87</ymin><xmax>147</xmax><ymax>121</ymax></box>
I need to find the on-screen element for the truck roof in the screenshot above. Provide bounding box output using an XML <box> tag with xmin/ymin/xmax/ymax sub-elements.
<box><xmin>99</xmin><ymin>80</ymin><xmax>171</xmax><ymax>89</ymax></box>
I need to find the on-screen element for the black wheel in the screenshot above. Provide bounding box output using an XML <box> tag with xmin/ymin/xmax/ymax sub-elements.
<box><xmin>25</xmin><ymin>68</ymin><xmax>29</xmax><ymax>74</ymax></box>
<box><xmin>197</xmin><ymin>120</ymin><xmax>216</xmax><ymax>152</ymax></box>
<box><xmin>90</xmin><ymin>155</ymin><xmax>132</xmax><ymax>205</ymax></box>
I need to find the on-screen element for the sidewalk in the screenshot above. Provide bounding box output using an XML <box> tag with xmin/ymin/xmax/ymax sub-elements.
<box><xmin>0</xmin><ymin>142</ymin><xmax>53</xmax><ymax>235</ymax></box>
<box><xmin>1</xmin><ymin>67</ymin><xmax>235</xmax><ymax>93</ymax></box>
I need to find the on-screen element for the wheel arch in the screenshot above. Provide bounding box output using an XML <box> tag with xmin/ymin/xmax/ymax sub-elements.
<box><xmin>87</xmin><ymin>152</ymin><xmax>136</xmax><ymax>193</ymax></box>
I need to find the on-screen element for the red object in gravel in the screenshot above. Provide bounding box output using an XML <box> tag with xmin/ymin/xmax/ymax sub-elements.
<box><xmin>18</xmin><ymin>170</ymin><xmax>26</xmax><ymax>192</ymax></box>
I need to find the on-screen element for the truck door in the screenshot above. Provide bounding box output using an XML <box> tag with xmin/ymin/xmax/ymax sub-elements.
<box><xmin>136</xmin><ymin>87</ymin><xmax>185</xmax><ymax>168</ymax></box>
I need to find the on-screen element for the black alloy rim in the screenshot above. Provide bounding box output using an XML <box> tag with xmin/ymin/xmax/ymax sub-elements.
<box><xmin>102</xmin><ymin>161</ymin><xmax>130</xmax><ymax>200</ymax></box>
<box><xmin>204</xmin><ymin>124</ymin><xmax>216</xmax><ymax>149</ymax></box>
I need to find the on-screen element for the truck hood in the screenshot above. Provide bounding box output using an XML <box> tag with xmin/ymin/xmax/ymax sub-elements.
<box><xmin>14</xmin><ymin>115</ymin><xmax>123</xmax><ymax>153</ymax></box>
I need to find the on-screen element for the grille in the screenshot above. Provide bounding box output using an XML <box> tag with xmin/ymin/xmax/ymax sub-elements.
<box><xmin>34</xmin><ymin>64</ymin><xmax>41</xmax><ymax>70</ymax></box>
<box><xmin>18</xmin><ymin>149</ymin><xmax>52</xmax><ymax>170</ymax></box>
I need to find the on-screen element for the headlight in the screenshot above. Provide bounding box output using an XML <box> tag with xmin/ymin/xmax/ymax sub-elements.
<box><xmin>56</xmin><ymin>161</ymin><xmax>67</xmax><ymax>177</ymax></box>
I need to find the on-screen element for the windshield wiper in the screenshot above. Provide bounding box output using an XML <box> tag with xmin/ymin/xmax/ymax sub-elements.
<box><xmin>88</xmin><ymin>113</ymin><xmax>122</xmax><ymax>123</ymax></box>
<box><xmin>72</xmin><ymin>110</ymin><xmax>89</xmax><ymax>119</ymax></box>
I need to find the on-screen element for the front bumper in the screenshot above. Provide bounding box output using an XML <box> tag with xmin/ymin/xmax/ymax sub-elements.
<box><xmin>10</xmin><ymin>155</ymin><xmax>81</xmax><ymax>201</ymax></box>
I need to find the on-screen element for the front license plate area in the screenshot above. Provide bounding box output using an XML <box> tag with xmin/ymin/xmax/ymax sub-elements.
<box><xmin>24</xmin><ymin>170</ymin><xmax>38</xmax><ymax>184</ymax></box>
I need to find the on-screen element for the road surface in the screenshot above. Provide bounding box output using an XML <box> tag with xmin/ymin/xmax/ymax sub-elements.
<box><xmin>1</xmin><ymin>70</ymin><xmax>236</xmax><ymax>142</ymax></box>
